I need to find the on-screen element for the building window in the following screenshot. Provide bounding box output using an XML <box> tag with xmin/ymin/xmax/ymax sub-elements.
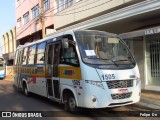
<box><xmin>57</xmin><ymin>0</ymin><xmax>73</xmax><ymax>12</ymax></box>
<box><xmin>17</xmin><ymin>18</ymin><xmax>21</xmax><ymax>28</ymax></box>
<box><xmin>43</xmin><ymin>0</ymin><xmax>50</xmax><ymax>11</ymax></box>
<box><xmin>23</xmin><ymin>12</ymin><xmax>29</xmax><ymax>24</ymax></box>
<box><xmin>32</xmin><ymin>4</ymin><xmax>39</xmax><ymax>19</ymax></box>
<box><xmin>58</xmin><ymin>0</ymin><xmax>64</xmax><ymax>11</ymax></box>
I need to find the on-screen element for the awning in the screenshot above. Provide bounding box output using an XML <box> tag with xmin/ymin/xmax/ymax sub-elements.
<box><xmin>119</xmin><ymin>26</ymin><xmax>160</xmax><ymax>39</ymax></box>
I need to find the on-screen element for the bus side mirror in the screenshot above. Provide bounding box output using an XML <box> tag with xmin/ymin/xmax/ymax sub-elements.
<box><xmin>62</xmin><ymin>38</ymin><xmax>69</xmax><ymax>49</ymax></box>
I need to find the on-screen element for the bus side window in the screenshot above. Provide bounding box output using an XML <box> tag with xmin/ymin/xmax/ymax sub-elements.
<box><xmin>22</xmin><ymin>47</ymin><xmax>28</xmax><ymax>65</ymax></box>
<box><xmin>36</xmin><ymin>42</ymin><xmax>46</xmax><ymax>64</ymax></box>
<box><xmin>61</xmin><ymin>35</ymin><xmax>79</xmax><ymax>66</ymax></box>
<box><xmin>16</xmin><ymin>50</ymin><xmax>23</xmax><ymax>65</ymax></box>
<box><xmin>15</xmin><ymin>51</ymin><xmax>19</xmax><ymax>65</ymax></box>
<box><xmin>27</xmin><ymin>45</ymin><xmax>36</xmax><ymax>64</ymax></box>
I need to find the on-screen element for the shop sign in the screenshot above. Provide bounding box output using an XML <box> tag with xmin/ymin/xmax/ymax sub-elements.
<box><xmin>145</xmin><ymin>28</ymin><xmax>160</xmax><ymax>35</ymax></box>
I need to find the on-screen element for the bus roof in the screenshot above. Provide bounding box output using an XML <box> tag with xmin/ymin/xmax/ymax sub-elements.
<box><xmin>16</xmin><ymin>30</ymin><xmax>65</xmax><ymax>50</ymax></box>
<box><xmin>16</xmin><ymin>30</ymin><xmax>117</xmax><ymax>50</ymax></box>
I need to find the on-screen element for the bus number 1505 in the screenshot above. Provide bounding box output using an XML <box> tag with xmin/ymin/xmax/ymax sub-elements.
<box><xmin>101</xmin><ymin>74</ymin><xmax>115</xmax><ymax>80</ymax></box>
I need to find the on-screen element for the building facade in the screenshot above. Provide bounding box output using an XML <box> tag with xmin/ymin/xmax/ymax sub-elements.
<box><xmin>1</xmin><ymin>27</ymin><xmax>16</xmax><ymax>76</ymax></box>
<box><xmin>16</xmin><ymin>0</ymin><xmax>55</xmax><ymax>45</ymax></box>
<box><xmin>15</xmin><ymin>0</ymin><xmax>160</xmax><ymax>91</ymax></box>
<box><xmin>53</xmin><ymin>0</ymin><xmax>160</xmax><ymax>91</ymax></box>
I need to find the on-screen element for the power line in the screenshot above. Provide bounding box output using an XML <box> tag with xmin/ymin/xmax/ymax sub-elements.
<box><xmin>16</xmin><ymin>0</ymin><xmax>114</xmax><ymax>36</ymax></box>
<box><xmin>43</xmin><ymin>0</ymin><xmax>89</xmax><ymax>15</ymax></box>
<box><xmin>3</xmin><ymin>0</ymin><xmax>115</xmax><ymax>55</ymax></box>
<box><xmin>16</xmin><ymin>17</ymin><xmax>38</xmax><ymax>37</ymax></box>
<box><xmin>44</xmin><ymin>0</ymin><xmax>89</xmax><ymax>15</ymax></box>
<box><xmin>16</xmin><ymin>0</ymin><xmax>91</xmax><ymax>37</ymax></box>
<box><xmin>54</xmin><ymin>0</ymin><xmax>102</xmax><ymax>15</ymax></box>
<box><xmin>45</xmin><ymin>0</ymin><xmax>113</xmax><ymax>17</ymax></box>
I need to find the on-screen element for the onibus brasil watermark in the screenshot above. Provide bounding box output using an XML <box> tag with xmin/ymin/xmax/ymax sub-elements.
<box><xmin>1</xmin><ymin>112</ymin><xmax>42</xmax><ymax>118</ymax></box>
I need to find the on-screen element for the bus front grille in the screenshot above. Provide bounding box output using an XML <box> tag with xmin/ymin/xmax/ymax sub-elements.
<box><xmin>106</xmin><ymin>80</ymin><xmax>133</xmax><ymax>89</ymax></box>
<box><xmin>111</xmin><ymin>92</ymin><xmax>132</xmax><ymax>100</ymax></box>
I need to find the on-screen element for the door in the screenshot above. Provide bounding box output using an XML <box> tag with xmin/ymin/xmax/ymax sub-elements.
<box><xmin>46</xmin><ymin>42</ymin><xmax>61</xmax><ymax>99</ymax></box>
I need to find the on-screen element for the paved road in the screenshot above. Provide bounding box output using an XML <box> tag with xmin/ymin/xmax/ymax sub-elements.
<box><xmin>0</xmin><ymin>80</ymin><xmax>159</xmax><ymax>120</ymax></box>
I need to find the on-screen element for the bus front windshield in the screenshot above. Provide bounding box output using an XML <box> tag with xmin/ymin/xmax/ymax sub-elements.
<box><xmin>75</xmin><ymin>31</ymin><xmax>135</xmax><ymax>65</ymax></box>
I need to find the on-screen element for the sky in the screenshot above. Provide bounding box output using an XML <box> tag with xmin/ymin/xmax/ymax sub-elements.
<box><xmin>0</xmin><ymin>0</ymin><xmax>15</xmax><ymax>56</ymax></box>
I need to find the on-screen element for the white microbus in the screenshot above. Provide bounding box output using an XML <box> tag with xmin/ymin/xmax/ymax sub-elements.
<box><xmin>14</xmin><ymin>30</ymin><xmax>141</xmax><ymax>111</ymax></box>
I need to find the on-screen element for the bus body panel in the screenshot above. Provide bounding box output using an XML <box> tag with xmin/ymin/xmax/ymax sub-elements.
<box><xmin>60</xmin><ymin>84</ymin><xmax>79</xmax><ymax>105</ymax></box>
<box><xmin>75</xmin><ymin>63</ymin><xmax>141</xmax><ymax>108</ymax></box>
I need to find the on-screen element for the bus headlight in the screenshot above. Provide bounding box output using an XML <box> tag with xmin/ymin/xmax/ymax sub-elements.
<box><xmin>85</xmin><ymin>80</ymin><xmax>104</xmax><ymax>89</ymax></box>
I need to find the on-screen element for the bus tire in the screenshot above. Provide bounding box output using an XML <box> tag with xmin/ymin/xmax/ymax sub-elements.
<box><xmin>65</xmin><ymin>93</ymin><xmax>77</xmax><ymax>112</ymax></box>
<box><xmin>23</xmin><ymin>83</ymin><xmax>30</xmax><ymax>97</ymax></box>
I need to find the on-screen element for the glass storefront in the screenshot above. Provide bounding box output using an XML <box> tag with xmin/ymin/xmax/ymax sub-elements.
<box><xmin>146</xmin><ymin>34</ymin><xmax>160</xmax><ymax>86</ymax></box>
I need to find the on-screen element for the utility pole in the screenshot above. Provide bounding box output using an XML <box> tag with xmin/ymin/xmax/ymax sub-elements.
<box><xmin>39</xmin><ymin>0</ymin><xmax>45</xmax><ymax>39</ymax></box>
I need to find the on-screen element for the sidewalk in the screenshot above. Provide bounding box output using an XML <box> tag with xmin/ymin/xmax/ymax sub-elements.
<box><xmin>3</xmin><ymin>75</ymin><xmax>14</xmax><ymax>81</ymax></box>
<box><xmin>132</xmin><ymin>90</ymin><xmax>160</xmax><ymax>110</ymax></box>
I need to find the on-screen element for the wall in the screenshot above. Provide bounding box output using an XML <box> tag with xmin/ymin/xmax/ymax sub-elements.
<box><xmin>1</xmin><ymin>27</ymin><xmax>16</xmax><ymax>82</ymax></box>
<box><xmin>6</xmin><ymin>66</ymin><xmax>14</xmax><ymax>76</ymax></box>
<box><xmin>54</xmin><ymin>0</ymin><xmax>145</xmax><ymax>29</ymax></box>
<box><xmin>1</xmin><ymin>27</ymin><xmax>16</xmax><ymax>55</ymax></box>
<box><xmin>2</xmin><ymin>36</ymin><xmax>5</xmax><ymax>55</ymax></box>
<box><xmin>133</xmin><ymin>37</ymin><xmax>145</xmax><ymax>89</ymax></box>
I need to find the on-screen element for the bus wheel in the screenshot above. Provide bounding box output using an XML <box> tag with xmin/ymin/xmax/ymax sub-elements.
<box><xmin>65</xmin><ymin>94</ymin><xmax>77</xmax><ymax>112</ymax></box>
<box><xmin>23</xmin><ymin>83</ymin><xmax>30</xmax><ymax>97</ymax></box>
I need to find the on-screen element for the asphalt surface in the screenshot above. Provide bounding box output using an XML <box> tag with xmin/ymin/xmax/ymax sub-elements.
<box><xmin>0</xmin><ymin>80</ymin><xmax>159</xmax><ymax>120</ymax></box>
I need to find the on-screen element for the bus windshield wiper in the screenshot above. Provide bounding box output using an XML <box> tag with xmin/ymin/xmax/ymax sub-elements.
<box><xmin>89</xmin><ymin>58</ymin><xmax>119</xmax><ymax>66</ymax></box>
<box><xmin>112</xmin><ymin>59</ymin><xmax>135</xmax><ymax>65</ymax></box>
<box><xmin>88</xmin><ymin>57</ymin><xmax>111</xmax><ymax>60</ymax></box>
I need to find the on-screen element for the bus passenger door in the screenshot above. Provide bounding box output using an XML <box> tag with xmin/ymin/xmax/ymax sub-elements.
<box><xmin>46</xmin><ymin>42</ymin><xmax>61</xmax><ymax>99</ymax></box>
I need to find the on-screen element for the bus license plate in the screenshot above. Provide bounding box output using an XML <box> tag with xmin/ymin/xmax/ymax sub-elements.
<box><xmin>118</xmin><ymin>88</ymin><xmax>128</xmax><ymax>94</ymax></box>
